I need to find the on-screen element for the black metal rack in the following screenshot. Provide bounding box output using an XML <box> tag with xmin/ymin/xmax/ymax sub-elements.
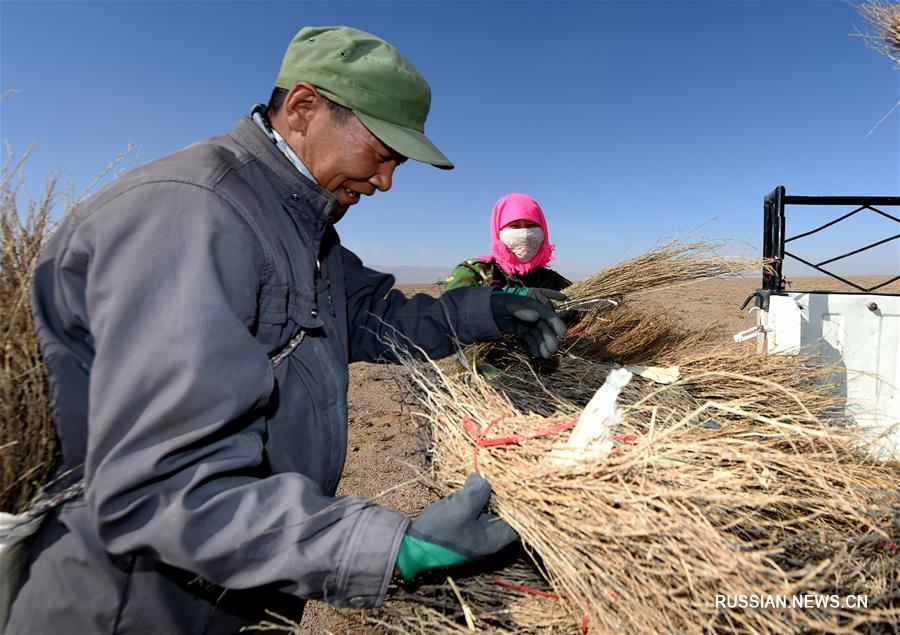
<box><xmin>762</xmin><ymin>185</ymin><xmax>900</xmax><ymax>294</ymax></box>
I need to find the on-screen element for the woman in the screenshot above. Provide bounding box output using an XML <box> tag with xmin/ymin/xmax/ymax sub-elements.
<box><xmin>444</xmin><ymin>193</ymin><xmax>571</xmax><ymax>296</ymax></box>
<box><xmin>444</xmin><ymin>193</ymin><xmax>570</xmax><ymax>375</ymax></box>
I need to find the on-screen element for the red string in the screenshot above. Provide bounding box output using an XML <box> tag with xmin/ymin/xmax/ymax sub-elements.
<box><xmin>614</xmin><ymin>428</ymin><xmax>650</xmax><ymax>444</ymax></box>
<box><xmin>493</xmin><ymin>578</ymin><xmax>590</xmax><ymax>633</ymax></box>
<box><xmin>493</xmin><ymin>578</ymin><xmax>560</xmax><ymax>599</ymax></box>
<box><xmin>461</xmin><ymin>415</ymin><xmax>577</xmax><ymax>472</ymax></box>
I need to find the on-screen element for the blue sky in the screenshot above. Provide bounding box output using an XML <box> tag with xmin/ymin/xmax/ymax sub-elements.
<box><xmin>2</xmin><ymin>0</ymin><xmax>898</xmax><ymax>279</ymax></box>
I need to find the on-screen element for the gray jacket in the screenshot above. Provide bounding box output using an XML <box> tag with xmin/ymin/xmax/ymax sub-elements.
<box><xmin>8</xmin><ymin>116</ymin><xmax>499</xmax><ymax>634</ymax></box>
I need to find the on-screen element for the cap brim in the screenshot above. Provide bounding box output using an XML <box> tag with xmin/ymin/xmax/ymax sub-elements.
<box><xmin>355</xmin><ymin>111</ymin><xmax>454</xmax><ymax>170</ymax></box>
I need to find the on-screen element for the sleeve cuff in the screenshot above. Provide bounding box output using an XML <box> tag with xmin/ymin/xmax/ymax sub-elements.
<box><xmin>457</xmin><ymin>287</ymin><xmax>502</xmax><ymax>342</ymax></box>
<box><xmin>330</xmin><ymin>504</ymin><xmax>409</xmax><ymax>608</ymax></box>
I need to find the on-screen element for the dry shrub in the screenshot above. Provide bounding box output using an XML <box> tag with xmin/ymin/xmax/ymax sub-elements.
<box><xmin>1</xmin><ymin>144</ymin><xmax>61</xmax><ymax>513</ymax></box>
<box><xmin>856</xmin><ymin>0</ymin><xmax>900</xmax><ymax>63</ymax></box>
<box><xmin>0</xmin><ymin>140</ymin><xmax>132</xmax><ymax>513</ymax></box>
<box><xmin>854</xmin><ymin>1</ymin><xmax>900</xmax><ymax>137</ymax></box>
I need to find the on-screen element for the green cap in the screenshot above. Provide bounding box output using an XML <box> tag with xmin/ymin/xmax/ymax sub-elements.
<box><xmin>276</xmin><ymin>26</ymin><xmax>453</xmax><ymax>169</ymax></box>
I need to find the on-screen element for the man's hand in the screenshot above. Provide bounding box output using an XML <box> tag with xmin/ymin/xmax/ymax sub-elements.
<box><xmin>395</xmin><ymin>473</ymin><xmax>518</xmax><ymax>581</ymax></box>
<box><xmin>490</xmin><ymin>292</ymin><xmax>567</xmax><ymax>358</ymax></box>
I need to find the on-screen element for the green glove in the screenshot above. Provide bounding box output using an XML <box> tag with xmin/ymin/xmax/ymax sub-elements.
<box><xmin>396</xmin><ymin>473</ymin><xmax>518</xmax><ymax>581</ymax></box>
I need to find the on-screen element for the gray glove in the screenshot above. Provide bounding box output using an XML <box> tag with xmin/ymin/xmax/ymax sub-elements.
<box><xmin>395</xmin><ymin>473</ymin><xmax>518</xmax><ymax>581</ymax></box>
<box><xmin>490</xmin><ymin>292</ymin><xmax>568</xmax><ymax>358</ymax></box>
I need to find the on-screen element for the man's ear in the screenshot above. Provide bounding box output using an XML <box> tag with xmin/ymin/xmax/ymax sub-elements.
<box><xmin>282</xmin><ymin>82</ymin><xmax>322</xmax><ymax>135</ymax></box>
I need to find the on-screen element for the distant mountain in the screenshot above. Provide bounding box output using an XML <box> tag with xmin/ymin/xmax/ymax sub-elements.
<box><xmin>370</xmin><ymin>264</ymin><xmax>451</xmax><ymax>284</ymax></box>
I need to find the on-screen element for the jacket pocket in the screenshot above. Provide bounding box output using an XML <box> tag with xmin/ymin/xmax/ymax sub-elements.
<box><xmin>257</xmin><ymin>280</ymin><xmax>288</xmax><ymax>326</ymax></box>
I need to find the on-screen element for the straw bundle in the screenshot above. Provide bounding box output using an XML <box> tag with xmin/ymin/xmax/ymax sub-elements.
<box><xmin>376</xmin><ymin>339</ymin><xmax>899</xmax><ymax>633</ymax></box>
<box><xmin>563</xmin><ymin>240</ymin><xmax>755</xmax><ymax>304</ymax></box>
<box><xmin>563</xmin><ymin>303</ymin><xmax>686</xmax><ymax>364</ymax></box>
<box><xmin>452</xmin><ymin>239</ymin><xmax>754</xmax><ymax>389</ymax></box>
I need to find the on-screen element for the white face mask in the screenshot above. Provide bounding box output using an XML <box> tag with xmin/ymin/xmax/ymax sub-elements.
<box><xmin>499</xmin><ymin>226</ymin><xmax>545</xmax><ymax>262</ymax></box>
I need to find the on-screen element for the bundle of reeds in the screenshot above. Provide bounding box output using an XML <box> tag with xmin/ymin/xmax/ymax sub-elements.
<box><xmin>457</xmin><ymin>239</ymin><xmax>755</xmax><ymax>384</ymax></box>
<box><xmin>562</xmin><ymin>240</ymin><xmax>755</xmax><ymax>305</ymax></box>
<box><xmin>563</xmin><ymin>302</ymin><xmax>686</xmax><ymax>363</ymax></box>
<box><xmin>374</xmin><ymin>338</ymin><xmax>899</xmax><ymax>633</ymax></box>
<box><xmin>359</xmin><ymin>237</ymin><xmax>899</xmax><ymax>633</ymax></box>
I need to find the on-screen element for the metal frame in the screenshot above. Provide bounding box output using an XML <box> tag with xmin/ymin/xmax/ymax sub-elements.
<box><xmin>762</xmin><ymin>185</ymin><xmax>900</xmax><ymax>294</ymax></box>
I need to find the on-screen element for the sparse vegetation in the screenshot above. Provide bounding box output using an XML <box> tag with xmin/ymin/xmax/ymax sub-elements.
<box><xmin>0</xmin><ymin>143</ymin><xmax>63</xmax><ymax>513</ymax></box>
<box><xmin>0</xmin><ymin>138</ymin><xmax>132</xmax><ymax>514</ymax></box>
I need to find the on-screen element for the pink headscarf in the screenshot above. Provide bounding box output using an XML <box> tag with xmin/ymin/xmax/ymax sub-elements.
<box><xmin>481</xmin><ymin>193</ymin><xmax>555</xmax><ymax>276</ymax></box>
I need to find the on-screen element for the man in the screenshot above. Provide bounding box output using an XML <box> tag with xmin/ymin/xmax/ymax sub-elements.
<box><xmin>7</xmin><ymin>26</ymin><xmax>566</xmax><ymax>633</ymax></box>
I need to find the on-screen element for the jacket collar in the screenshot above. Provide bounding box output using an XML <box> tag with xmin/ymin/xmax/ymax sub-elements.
<box><xmin>227</xmin><ymin>116</ymin><xmax>338</xmax><ymax>227</ymax></box>
<box><xmin>250</xmin><ymin>104</ymin><xmax>315</xmax><ymax>183</ymax></box>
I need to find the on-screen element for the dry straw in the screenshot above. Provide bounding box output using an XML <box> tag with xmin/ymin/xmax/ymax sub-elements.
<box><xmin>378</xmin><ymin>340</ymin><xmax>899</xmax><ymax>633</ymax></box>
<box><xmin>0</xmin><ymin>139</ymin><xmax>132</xmax><ymax>513</ymax></box>
<box><xmin>855</xmin><ymin>0</ymin><xmax>900</xmax><ymax>64</ymax></box>
<box><xmin>367</xmin><ymin>243</ymin><xmax>899</xmax><ymax>634</ymax></box>
<box><xmin>854</xmin><ymin>0</ymin><xmax>900</xmax><ymax>137</ymax></box>
<box><xmin>371</xmin><ymin>560</ymin><xmax>581</xmax><ymax>633</ymax></box>
<box><xmin>459</xmin><ymin>238</ymin><xmax>757</xmax><ymax>386</ymax></box>
<box><xmin>1</xmin><ymin>143</ymin><xmax>60</xmax><ymax>514</ymax></box>
<box><xmin>562</xmin><ymin>239</ymin><xmax>756</xmax><ymax>304</ymax></box>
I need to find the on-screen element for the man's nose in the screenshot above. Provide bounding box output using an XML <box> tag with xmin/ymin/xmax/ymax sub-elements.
<box><xmin>369</xmin><ymin>163</ymin><xmax>395</xmax><ymax>192</ymax></box>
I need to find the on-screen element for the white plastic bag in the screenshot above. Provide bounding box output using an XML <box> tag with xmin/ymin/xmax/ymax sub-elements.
<box><xmin>548</xmin><ymin>368</ymin><xmax>633</xmax><ymax>466</ymax></box>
